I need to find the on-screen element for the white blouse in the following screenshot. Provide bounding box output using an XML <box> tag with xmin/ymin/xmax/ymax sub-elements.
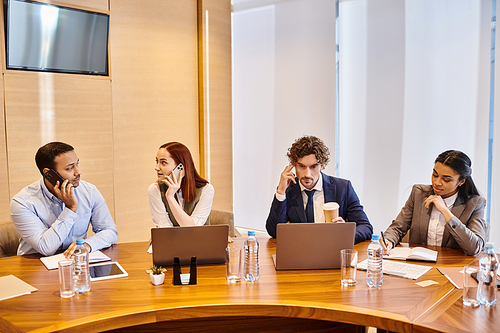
<box><xmin>427</xmin><ymin>192</ymin><xmax>458</xmax><ymax>246</ymax></box>
<box><xmin>148</xmin><ymin>182</ymin><xmax>214</xmax><ymax>227</ymax></box>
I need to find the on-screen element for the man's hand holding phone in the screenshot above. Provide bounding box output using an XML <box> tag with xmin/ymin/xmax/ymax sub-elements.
<box><xmin>53</xmin><ymin>179</ymin><xmax>79</xmax><ymax>213</ymax></box>
<box><xmin>44</xmin><ymin>169</ymin><xmax>65</xmax><ymax>189</ymax></box>
<box><xmin>44</xmin><ymin>169</ymin><xmax>78</xmax><ymax>213</ymax></box>
<box><xmin>277</xmin><ymin>164</ymin><xmax>296</xmax><ymax>195</ymax></box>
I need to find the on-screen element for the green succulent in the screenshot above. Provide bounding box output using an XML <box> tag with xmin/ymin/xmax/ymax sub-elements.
<box><xmin>151</xmin><ymin>265</ymin><xmax>163</xmax><ymax>275</ymax></box>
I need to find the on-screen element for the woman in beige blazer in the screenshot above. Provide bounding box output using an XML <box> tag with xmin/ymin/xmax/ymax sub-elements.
<box><xmin>383</xmin><ymin>150</ymin><xmax>488</xmax><ymax>255</ymax></box>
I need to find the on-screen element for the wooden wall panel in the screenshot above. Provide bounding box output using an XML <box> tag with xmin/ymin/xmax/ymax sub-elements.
<box><xmin>0</xmin><ymin>78</ymin><xmax>9</xmax><ymax>222</ymax></box>
<box><xmin>110</xmin><ymin>0</ymin><xmax>200</xmax><ymax>242</ymax></box>
<box><xmin>0</xmin><ymin>0</ymin><xmax>232</xmax><ymax>243</ymax></box>
<box><xmin>4</xmin><ymin>73</ymin><xmax>115</xmax><ymax>218</ymax></box>
<box><xmin>199</xmin><ymin>0</ymin><xmax>233</xmax><ymax>212</ymax></box>
<box><xmin>0</xmin><ymin>2</ymin><xmax>9</xmax><ymax>221</ymax></box>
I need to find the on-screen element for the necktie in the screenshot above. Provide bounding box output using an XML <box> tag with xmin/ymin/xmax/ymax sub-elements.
<box><xmin>305</xmin><ymin>190</ymin><xmax>316</xmax><ymax>222</ymax></box>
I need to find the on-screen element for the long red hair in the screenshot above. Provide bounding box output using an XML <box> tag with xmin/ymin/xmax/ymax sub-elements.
<box><xmin>159</xmin><ymin>142</ymin><xmax>208</xmax><ymax>202</ymax></box>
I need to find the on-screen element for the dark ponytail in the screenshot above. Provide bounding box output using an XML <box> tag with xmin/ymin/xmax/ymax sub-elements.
<box><xmin>435</xmin><ymin>150</ymin><xmax>480</xmax><ymax>201</ymax></box>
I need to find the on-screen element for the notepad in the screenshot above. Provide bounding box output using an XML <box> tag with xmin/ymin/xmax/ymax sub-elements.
<box><xmin>40</xmin><ymin>251</ymin><xmax>111</xmax><ymax>270</ymax></box>
<box><xmin>436</xmin><ymin>266</ymin><xmax>463</xmax><ymax>288</ymax></box>
<box><xmin>384</xmin><ymin>247</ymin><xmax>437</xmax><ymax>262</ymax></box>
<box><xmin>0</xmin><ymin>275</ymin><xmax>38</xmax><ymax>301</ymax></box>
<box><xmin>357</xmin><ymin>259</ymin><xmax>433</xmax><ymax>280</ymax></box>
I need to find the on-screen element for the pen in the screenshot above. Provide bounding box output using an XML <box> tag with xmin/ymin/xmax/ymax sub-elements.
<box><xmin>380</xmin><ymin>231</ymin><xmax>389</xmax><ymax>252</ymax></box>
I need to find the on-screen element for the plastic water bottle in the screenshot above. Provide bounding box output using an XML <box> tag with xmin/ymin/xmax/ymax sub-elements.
<box><xmin>367</xmin><ymin>234</ymin><xmax>383</xmax><ymax>288</ymax></box>
<box><xmin>73</xmin><ymin>239</ymin><xmax>91</xmax><ymax>293</ymax></box>
<box><xmin>477</xmin><ymin>242</ymin><xmax>498</xmax><ymax>306</ymax></box>
<box><xmin>244</xmin><ymin>231</ymin><xmax>259</xmax><ymax>282</ymax></box>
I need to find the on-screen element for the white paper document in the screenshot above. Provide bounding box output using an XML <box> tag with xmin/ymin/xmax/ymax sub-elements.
<box><xmin>40</xmin><ymin>250</ymin><xmax>111</xmax><ymax>270</ymax></box>
<box><xmin>357</xmin><ymin>258</ymin><xmax>433</xmax><ymax>280</ymax></box>
<box><xmin>0</xmin><ymin>275</ymin><xmax>38</xmax><ymax>301</ymax></box>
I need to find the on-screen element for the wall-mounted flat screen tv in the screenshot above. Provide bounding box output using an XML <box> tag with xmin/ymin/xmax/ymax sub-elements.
<box><xmin>4</xmin><ymin>0</ymin><xmax>109</xmax><ymax>75</ymax></box>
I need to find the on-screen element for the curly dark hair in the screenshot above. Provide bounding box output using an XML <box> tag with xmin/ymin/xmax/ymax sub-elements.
<box><xmin>287</xmin><ymin>135</ymin><xmax>330</xmax><ymax>168</ymax></box>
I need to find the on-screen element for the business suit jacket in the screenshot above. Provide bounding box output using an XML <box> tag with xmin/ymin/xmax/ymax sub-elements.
<box><xmin>383</xmin><ymin>184</ymin><xmax>488</xmax><ymax>255</ymax></box>
<box><xmin>266</xmin><ymin>173</ymin><xmax>373</xmax><ymax>243</ymax></box>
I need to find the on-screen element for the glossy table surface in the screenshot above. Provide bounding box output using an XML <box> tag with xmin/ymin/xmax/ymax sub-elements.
<box><xmin>0</xmin><ymin>236</ymin><xmax>497</xmax><ymax>333</ymax></box>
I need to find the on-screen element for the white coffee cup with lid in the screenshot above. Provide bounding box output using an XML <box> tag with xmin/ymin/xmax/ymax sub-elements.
<box><xmin>323</xmin><ymin>202</ymin><xmax>339</xmax><ymax>222</ymax></box>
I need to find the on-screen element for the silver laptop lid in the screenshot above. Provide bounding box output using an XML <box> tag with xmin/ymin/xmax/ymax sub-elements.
<box><xmin>151</xmin><ymin>225</ymin><xmax>228</xmax><ymax>266</ymax></box>
<box><xmin>274</xmin><ymin>222</ymin><xmax>356</xmax><ymax>270</ymax></box>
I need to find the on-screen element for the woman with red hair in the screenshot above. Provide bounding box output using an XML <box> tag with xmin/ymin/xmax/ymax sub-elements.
<box><xmin>148</xmin><ymin>142</ymin><xmax>214</xmax><ymax>227</ymax></box>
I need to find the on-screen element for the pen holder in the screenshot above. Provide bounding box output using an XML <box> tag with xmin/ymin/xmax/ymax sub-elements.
<box><xmin>173</xmin><ymin>257</ymin><xmax>197</xmax><ymax>285</ymax></box>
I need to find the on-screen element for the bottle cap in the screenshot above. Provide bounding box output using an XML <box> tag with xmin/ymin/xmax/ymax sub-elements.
<box><xmin>76</xmin><ymin>239</ymin><xmax>85</xmax><ymax>245</ymax></box>
<box><xmin>371</xmin><ymin>234</ymin><xmax>380</xmax><ymax>241</ymax></box>
<box><xmin>485</xmin><ymin>242</ymin><xmax>494</xmax><ymax>249</ymax></box>
<box><xmin>248</xmin><ymin>231</ymin><xmax>255</xmax><ymax>236</ymax></box>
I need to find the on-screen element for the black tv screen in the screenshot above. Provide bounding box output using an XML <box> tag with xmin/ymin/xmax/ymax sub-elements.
<box><xmin>4</xmin><ymin>0</ymin><xmax>109</xmax><ymax>75</ymax></box>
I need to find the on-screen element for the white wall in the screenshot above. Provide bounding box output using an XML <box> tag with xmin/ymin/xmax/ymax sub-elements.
<box><xmin>339</xmin><ymin>0</ymin><xmax>493</xmax><ymax>241</ymax></box>
<box><xmin>233</xmin><ymin>0</ymin><xmax>498</xmax><ymax>246</ymax></box>
<box><xmin>233</xmin><ymin>0</ymin><xmax>337</xmax><ymax>230</ymax></box>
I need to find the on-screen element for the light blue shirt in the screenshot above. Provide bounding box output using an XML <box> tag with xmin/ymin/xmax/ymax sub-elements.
<box><xmin>10</xmin><ymin>179</ymin><xmax>118</xmax><ymax>256</ymax></box>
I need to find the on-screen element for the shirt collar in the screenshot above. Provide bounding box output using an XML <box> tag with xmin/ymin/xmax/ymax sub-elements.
<box><xmin>40</xmin><ymin>178</ymin><xmax>62</xmax><ymax>202</ymax></box>
<box><xmin>299</xmin><ymin>173</ymin><xmax>323</xmax><ymax>192</ymax></box>
<box><xmin>444</xmin><ymin>191</ymin><xmax>459</xmax><ymax>207</ymax></box>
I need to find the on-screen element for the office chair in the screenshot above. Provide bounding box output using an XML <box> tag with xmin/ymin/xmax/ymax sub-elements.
<box><xmin>0</xmin><ymin>221</ymin><xmax>19</xmax><ymax>257</ymax></box>
<box><xmin>209</xmin><ymin>210</ymin><xmax>241</xmax><ymax>237</ymax></box>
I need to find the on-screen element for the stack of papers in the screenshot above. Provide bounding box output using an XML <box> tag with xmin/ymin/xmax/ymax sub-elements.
<box><xmin>357</xmin><ymin>259</ymin><xmax>433</xmax><ymax>280</ymax></box>
<box><xmin>384</xmin><ymin>247</ymin><xmax>438</xmax><ymax>262</ymax></box>
<box><xmin>0</xmin><ymin>275</ymin><xmax>38</xmax><ymax>301</ymax></box>
<box><xmin>40</xmin><ymin>251</ymin><xmax>111</xmax><ymax>270</ymax></box>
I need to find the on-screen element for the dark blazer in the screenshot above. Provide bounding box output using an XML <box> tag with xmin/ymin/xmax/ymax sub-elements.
<box><xmin>383</xmin><ymin>184</ymin><xmax>488</xmax><ymax>255</ymax></box>
<box><xmin>265</xmin><ymin>173</ymin><xmax>373</xmax><ymax>243</ymax></box>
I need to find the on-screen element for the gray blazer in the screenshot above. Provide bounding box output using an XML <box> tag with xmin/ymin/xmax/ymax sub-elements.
<box><xmin>383</xmin><ymin>184</ymin><xmax>488</xmax><ymax>255</ymax></box>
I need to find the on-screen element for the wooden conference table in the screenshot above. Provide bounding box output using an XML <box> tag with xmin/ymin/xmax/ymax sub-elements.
<box><xmin>0</xmin><ymin>236</ymin><xmax>498</xmax><ymax>333</ymax></box>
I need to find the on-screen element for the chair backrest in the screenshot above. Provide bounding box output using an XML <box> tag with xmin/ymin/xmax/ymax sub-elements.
<box><xmin>0</xmin><ymin>221</ymin><xmax>20</xmax><ymax>257</ymax></box>
<box><xmin>208</xmin><ymin>210</ymin><xmax>240</xmax><ymax>237</ymax></box>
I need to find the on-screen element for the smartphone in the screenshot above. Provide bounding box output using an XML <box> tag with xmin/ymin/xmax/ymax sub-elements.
<box><xmin>44</xmin><ymin>169</ymin><xmax>65</xmax><ymax>189</ymax></box>
<box><xmin>171</xmin><ymin>163</ymin><xmax>184</xmax><ymax>181</ymax></box>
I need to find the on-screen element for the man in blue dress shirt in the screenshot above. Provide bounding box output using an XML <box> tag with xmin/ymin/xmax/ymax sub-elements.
<box><xmin>10</xmin><ymin>142</ymin><xmax>118</xmax><ymax>256</ymax></box>
<box><xmin>266</xmin><ymin>135</ymin><xmax>372</xmax><ymax>243</ymax></box>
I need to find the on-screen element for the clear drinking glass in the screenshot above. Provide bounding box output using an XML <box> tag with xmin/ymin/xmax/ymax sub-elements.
<box><xmin>463</xmin><ymin>259</ymin><xmax>480</xmax><ymax>307</ymax></box>
<box><xmin>226</xmin><ymin>246</ymin><xmax>242</xmax><ymax>283</ymax></box>
<box><xmin>58</xmin><ymin>259</ymin><xmax>75</xmax><ymax>298</ymax></box>
<box><xmin>341</xmin><ymin>249</ymin><xmax>357</xmax><ymax>286</ymax></box>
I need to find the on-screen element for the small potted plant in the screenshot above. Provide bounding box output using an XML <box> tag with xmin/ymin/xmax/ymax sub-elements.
<box><xmin>150</xmin><ymin>265</ymin><xmax>165</xmax><ymax>285</ymax></box>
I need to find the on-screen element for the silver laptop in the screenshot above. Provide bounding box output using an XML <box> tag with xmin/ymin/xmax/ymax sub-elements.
<box><xmin>151</xmin><ymin>225</ymin><xmax>228</xmax><ymax>266</ymax></box>
<box><xmin>273</xmin><ymin>222</ymin><xmax>356</xmax><ymax>270</ymax></box>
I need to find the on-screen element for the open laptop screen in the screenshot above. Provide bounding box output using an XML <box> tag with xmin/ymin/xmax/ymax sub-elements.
<box><xmin>274</xmin><ymin>222</ymin><xmax>356</xmax><ymax>270</ymax></box>
<box><xmin>151</xmin><ymin>225</ymin><xmax>228</xmax><ymax>266</ymax></box>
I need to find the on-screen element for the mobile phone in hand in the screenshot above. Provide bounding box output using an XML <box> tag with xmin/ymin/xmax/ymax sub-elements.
<box><xmin>44</xmin><ymin>169</ymin><xmax>65</xmax><ymax>189</ymax></box>
<box><xmin>171</xmin><ymin>163</ymin><xmax>184</xmax><ymax>181</ymax></box>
